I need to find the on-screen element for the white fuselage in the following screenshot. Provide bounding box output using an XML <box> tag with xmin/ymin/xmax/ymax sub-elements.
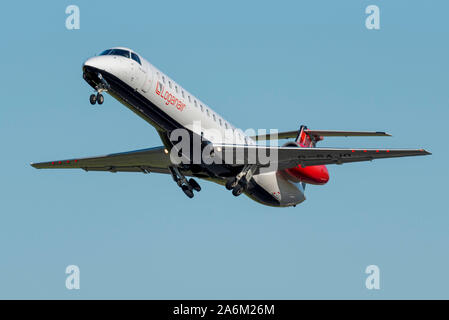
<box><xmin>84</xmin><ymin>48</ymin><xmax>306</xmax><ymax>207</ymax></box>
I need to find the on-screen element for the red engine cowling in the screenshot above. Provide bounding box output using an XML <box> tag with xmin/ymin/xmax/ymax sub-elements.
<box><xmin>282</xmin><ymin>142</ymin><xmax>329</xmax><ymax>185</ymax></box>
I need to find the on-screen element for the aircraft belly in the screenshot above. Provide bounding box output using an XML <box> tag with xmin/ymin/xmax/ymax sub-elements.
<box><xmin>252</xmin><ymin>172</ymin><xmax>306</xmax><ymax>207</ymax></box>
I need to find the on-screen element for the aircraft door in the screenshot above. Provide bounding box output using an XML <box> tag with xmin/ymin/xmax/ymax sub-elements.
<box><xmin>129</xmin><ymin>52</ymin><xmax>145</xmax><ymax>90</ymax></box>
<box><xmin>141</xmin><ymin>64</ymin><xmax>153</xmax><ymax>93</ymax></box>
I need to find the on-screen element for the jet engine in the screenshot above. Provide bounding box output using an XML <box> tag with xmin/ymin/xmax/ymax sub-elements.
<box><xmin>281</xmin><ymin>141</ymin><xmax>330</xmax><ymax>185</ymax></box>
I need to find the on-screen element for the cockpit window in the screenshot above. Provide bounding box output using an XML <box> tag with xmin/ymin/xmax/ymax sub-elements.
<box><xmin>131</xmin><ymin>52</ymin><xmax>141</xmax><ymax>65</ymax></box>
<box><xmin>99</xmin><ymin>48</ymin><xmax>130</xmax><ymax>58</ymax></box>
<box><xmin>109</xmin><ymin>49</ymin><xmax>130</xmax><ymax>58</ymax></box>
<box><xmin>99</xmin><ymin>49</ymin><xmax>112</xmax><ymax>56</ymax></box>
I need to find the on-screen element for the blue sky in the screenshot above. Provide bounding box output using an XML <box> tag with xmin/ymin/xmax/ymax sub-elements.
<box><xmin>0</xmin><ymin>0</ymin><xmax>447</xmax><ymax>299</ymax></box>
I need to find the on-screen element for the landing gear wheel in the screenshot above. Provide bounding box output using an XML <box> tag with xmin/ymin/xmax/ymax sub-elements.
<box><xmin>232</xmin><ymin>183</ymin><xmax>244</xmax><ymax>197</ymax></box>
<box><xmin>89</xmin><ymin>94</ymin><xmax>97</xmax><ymax>105</ymax></box>
<box><xmin>189</xmin><ymin>178</ymin><xmax>201</xmax><ymax>192</ymax></box>
<box><xmin>97</xmin><ymin>93</ymin><xmax>104</xmax><ymax>105</ymax></box>
<box><xmin>181</xmin><ymin>185</ymin><xmax>194</xmax><ymax>198</ymax></box>
<box><xmin>225</xmin><ymin>178</ymin><xmax>237</xmax><ymax>190</ymax></box>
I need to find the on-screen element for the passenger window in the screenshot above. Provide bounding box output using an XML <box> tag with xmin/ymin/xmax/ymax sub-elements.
<box><xmin>200</xmin><ymin>104</ymin><xmax>204</xmax><ymax>112</ymax></box>
<box><xmin>169</xmin><ymin>81</ymin><xmax>172</xmax><ymax>89</ymax></box>
<box><xmin>131</xmin><ymin>52</ymin><xmax>141</xmax><ymax>65</ymax></box>
<box><xmin>225</xmin><ymin>122</ymin><xmax>228</xmax><ymax>129</ymax></box>
<box><xmin>213</xmin><ymin>114</ymin><xmax>216</xmax><ymax>121</ymax></box>
<box><xmin>182</xmin><ymin>90</ymin><xmax>185</xmax><ymax>98</ymax></box>
<box><xmin>219</xmin><ymin>118</ymin><xmax>222</xmax><ymax>126</ymax></box>
<box><xmin>188</xmin><ymin>96</ymin><xmax>191</xmax><ymax>103</ymax></box>
<box><xmin>206</xmin><ymin>109</ymin><xmax>210</xmax><ymax>117</ymax></box>
<box><xmin>194</xmin><ymin>100</ymin><xmax>197</xmax><ymax>107</ymax></box>
<box><xmin>162</xmin><ymin>76</ymin><xmax>166</xmax><ymax>84</ymax></box>
<box><xmin>158</xmin><ymin>82</ymin><xmax>163</xmax><ymax>91</ymax></box>
<box><xmin>175</xmin><ymin>85</ymin><xmax>178</xmax><ymax>93</ymax></box>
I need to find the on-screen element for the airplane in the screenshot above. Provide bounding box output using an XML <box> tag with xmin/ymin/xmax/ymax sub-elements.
<box><xmin>30</xmin><ymin>47</ymin><xmax>431</xmax><ymax>207</ymax></box>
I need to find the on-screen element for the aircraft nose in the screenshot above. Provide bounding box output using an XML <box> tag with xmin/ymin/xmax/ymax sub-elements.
<box><xmin>82</xmin><ymin>55</ymin><xmax>126</xmax><ymax>79</ymax></box>
<box><xmin>83</xmin><ymin>56</ymin><xmax>110</xmax><ymax>72</ymax></box>
<box><xmin>82</xmin><ymin>56</ymin><xmax>114</xmax><ymax>91</ymax></box>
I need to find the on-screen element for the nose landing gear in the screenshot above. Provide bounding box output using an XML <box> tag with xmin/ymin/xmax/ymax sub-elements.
<box><xmin>97</xmin><ymin>93</ymin><xmax>104</xmax><ymax>104</ymax></box>
<box><xmin>89</xmin><ymin>72</ymin><xmax>109</xmax><ymax>105</ymax></box>
<box><xmin>89</xmin><ymin>92</ymin><xmax>104</xmax><ymax>105</ymax></box>
<box><xmin>89</xmin><ymin>94</ymin><xmax>97</xmax><ymax>105</ymax></box>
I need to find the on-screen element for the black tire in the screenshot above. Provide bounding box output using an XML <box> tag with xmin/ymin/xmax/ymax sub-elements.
<box><xmin>225</xmin><ymin>178</ymin><xmax>236</xmax><ymax>190</ymax></box>
<box><xmin>181</xmin><ymin>185</ymin><xmax>194</xmax><ymax>198</ymax></box>
<box><xmin>97</xmin><ymin>93</ymin><xmax>104</xmax><ymax>105</ymax></box>
<box><xmin>232</xmin><ymin>183</ymin><xmax>244</xmax><ymax>197</ymax></box>
<box><xmin>188</xmin><ymin>178</ymin><xmax>201</xmax><ymax>192</ymax></box>
<box><xmin>89</xmin><ymin>94</ymin><xmax>97</xmax><ymax>105</ymax></box>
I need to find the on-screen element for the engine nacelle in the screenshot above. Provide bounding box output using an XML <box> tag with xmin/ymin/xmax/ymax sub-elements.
<box><xmin>281</xmin><ymin>142</ymin><xmax>330</xmax><ymax>185</ymax></box>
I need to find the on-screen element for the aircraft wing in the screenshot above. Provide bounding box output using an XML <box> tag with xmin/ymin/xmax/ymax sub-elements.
<box><xmin>31</xmin><ymin>144</ymin><xmax>431</xmax><ymax>175</ymax></box>
<box><xmin>212</xmin><ymin>144</ymin><xmax>431</xmax><ymax>171</ymax></box>
<box><xmin>30</xmin><ymin>146</ymin><xmax>172</xmax><ymax>174</ymax></box>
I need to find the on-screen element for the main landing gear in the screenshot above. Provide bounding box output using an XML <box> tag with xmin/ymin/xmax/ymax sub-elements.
<box><xmin>169</xmin><ymin>166</ymin><xmax>201</xmax><ymax>199</ymax></box>
<box><xmin>89</xmin><ymin>72</ymin><xmax>110</xmax><ymax>105</ymax></box>
<box><xmin>225</xmin><ymin>165</ymin><xmax>256</xmax><ymax>197</ymax></box>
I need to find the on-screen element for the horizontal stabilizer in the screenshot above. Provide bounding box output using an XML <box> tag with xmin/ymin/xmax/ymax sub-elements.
<box><xmin>250</xmin><ymin>130</ymin><xmax>391</xmax><ymax>141</ymax></box>
<box><xmin>305</xmin><ymin>130</ymin><xmax>391</xmax><ymax>137</ymax></box>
